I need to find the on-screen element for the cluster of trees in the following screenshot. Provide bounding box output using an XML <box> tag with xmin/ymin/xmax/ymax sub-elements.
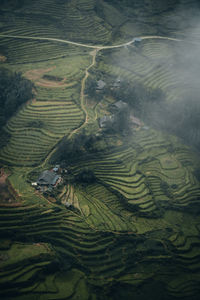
<box><xmin>110</xmin><ymin>80</ymin><xmax>165</xmax><ymax>117</ymax></box>
<box><xmin>119</xmin><ymin>82</ymin><xmax>200</xmax><ymax>151</ymax></box>
<box><xmin>110</xmin><ymin>79</ymin><xmax>200</xmax><ymax>151</ymax></box>
<box><xmin>104</xmin><ymin>0</ymin><xmax>181</xmax><ymax>11</ymax></box>
<box><xmin>51</xmin><ymin>130</ymin><xmax>105</xmax><ymax>165</ymax></box>
<box><xmin>158</xmin><ymin>94</ymin><xmax>200</xmax><ymax>150</ymax></box>
<box><xmin>108</xmin><ymin>105</ymin><xmax>130</xmax><ymax>134</ymax></box>
<box><xmin>86</xmin><ymin>76</ymin><xmax>165</xmax><ymax>117</ymax></box>
<box><xmin>0</xmin><ymin>68</ymin><xmax>33</xmax><ymax>127</ymax></box>
<box><xmin>0</xmin><ymin>67</ymin><xmax>34</xmax><ymax>148</ymax></box>
<box><xmin>85</xmin><ymin>77</ymin><xmax>100</xmax><ymax>99</ymax></box>
<box><xmin>74</xmin><ymin>168</ymin><xmax>96</xmax><ymax>184</ymax></box>
<box><xmin>117</xmin><ymin>82</ymin><xmax>200</xmax><ymax>151</ymax></box>
<box><xmin>0</xmin><ymin>0</ymin><xmax>24</xmax><ymax>9</ymax></box>
<box><xmin>86</xmin><ymin>73</ymin><xmax>200</xmax><ymax>151</ymax></box>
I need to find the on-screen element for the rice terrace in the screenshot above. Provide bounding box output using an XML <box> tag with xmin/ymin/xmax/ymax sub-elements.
<box><xmin>0</xmin><ymin>0</ymin><xmax>200</xmax><ymax>299</ymax></box>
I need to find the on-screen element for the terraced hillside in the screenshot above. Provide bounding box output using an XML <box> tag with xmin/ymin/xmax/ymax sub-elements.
<box><xmin>0</xmin><ymin>0</ymin><xmax>200</xmax><ymax>299</ymax></box>
<box><xmin>1</xmin><ymin>177</ymin><xmax>200</xmax><ymax>299</ymax></box>
<box><xmin>0</xmin><ymin>84</ymin><xmax>85</xmax><ymax>166</ymax></box>
<box><xmin>71</xmin><ymin>129</ymin><xmax>200</xmax><ymax>218</ymax></box>
<box><xmin>0</xmin><ymin>0</ymin><xmax>112</xmax><ymax>45</ymax></box>
<box><xmin>97</xmin><ymin>39</ymin><xmax>184</xmax><ymax>103</ymax></box>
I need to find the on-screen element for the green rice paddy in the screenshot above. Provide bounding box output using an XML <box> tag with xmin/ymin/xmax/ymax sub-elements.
<box><xmin>0</xmin><ymin>0</ymin><xmax>200</xmax><ymax>299</ymax></box>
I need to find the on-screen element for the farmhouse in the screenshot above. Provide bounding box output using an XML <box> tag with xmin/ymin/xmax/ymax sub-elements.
<box><xmin>53</xmin><ymin>164</ymin><xmax>60</xmax><ymax>172</ymax></box>
<box><xmin>134</xmin><ymin>37</ymin><xmax>142</xmax><ymax>44</ymax></box>
<box><xmin>37</xmin><ymin>170</ymin><xmax>61</xmax><ymax>187</ymax></box>
<box><xmin>130</xmin><ymin>115</ymin><xmax>143</xmax><ymax>127</ymax></box>
<box><xmin>96</xmin><ymin>80</ymin><xmax>106</xmax><ymax>91</ymax></box>
<box><xmin>99</xmin><ymin>115</ymin><xmax>115</xmax><ymax>129</ymax></box>
<box><xmin>112</xmin><ymin>77</ymin><xmax>121</xmax><ymax>88</ymax></box>
<box><xmin>110</xmin><ymin>100</ymin><xmax>128</xmax><ymax>113</ymax></box>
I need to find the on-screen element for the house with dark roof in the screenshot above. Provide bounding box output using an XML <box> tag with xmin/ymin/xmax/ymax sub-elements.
<box><xmin>53</xmin><ymin>164</ymin><xmax>60</xmax><ymax>172</ymax></box>
<box><xmin>112</xmin><ymin>77</ymin><xmax>121</xmax><ymax>88</ymax></box>
<box><xmin>99</xmin><ymin>115</ymin><xmax>115</xmax><ymax>129</ymax></box>
<box><xmin>37</xmin><ymin>170</ymin><xmax>61</xmax><ymax>187</ymax></box>
<box><xmin>130</xmin><ymin>115</ymin><xmax>143</xmax><ymax>127</ymax></box>
<box><xmin>96</xmin><ymin>80</ymin><xmax>106</xmax><ymax>91</ymax></box>
<box><xmin>133</xmin><ymin>37</ymin><xmax>142</xmax><ymax>46</ymax></box>
<box><xmin>134</xmin><ymin>37</ymin><xmax>142</xmax><ymax>42</ymax></box>
<box><xmin>109</xmin><ymin>100</ymin><xmax>128</xmax><ymax>113</ymax></box>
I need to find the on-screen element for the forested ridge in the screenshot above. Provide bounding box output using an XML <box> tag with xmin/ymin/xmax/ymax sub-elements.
<box><xmin>0</xmin><ymin>68</ymin><xmax>33</xmax><ymax>126</ymax></box>
<box><xmin>0</xmin><ymin>68</ymin><xmax>33</xmax><ymax>150</ymax></box>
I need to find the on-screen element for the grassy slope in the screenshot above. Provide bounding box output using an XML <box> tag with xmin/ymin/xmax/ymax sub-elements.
<box><xmin>0</xmin><ymin>0</ymin><xmax>200</xmax><ymax>299</ymax></box>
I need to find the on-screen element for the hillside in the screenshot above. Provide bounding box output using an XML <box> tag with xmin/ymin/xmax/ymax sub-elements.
<box><xmin>0</xmin><ymin>1</ymin><xmax>200</xmax><ymax>299</ymax></box>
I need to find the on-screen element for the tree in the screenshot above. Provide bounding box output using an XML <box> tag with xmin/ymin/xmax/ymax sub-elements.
<box><xmin>74</xmin><ymin>168</ymin><xmax>96</xmax><ymax>184</ymax></box>
<box><xmin>110</xmin><ymin>80</ymin><xmax>165</xmax><ymax>117</ymax></box>
<box><xmin>0</xmin><ymin>68</ymin><xmax>34</xmax><ymax>122</ymax></box>
<box><xmin>0</xmin><ymin>67</ymin><xmax>34</xmax><ymax>148</ymax></box>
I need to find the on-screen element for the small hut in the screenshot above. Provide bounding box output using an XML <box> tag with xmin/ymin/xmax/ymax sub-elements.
<box><xmin>96</xmin><ymin>80</ymin><xmax>106</xmax><ymax>91</ymax></box>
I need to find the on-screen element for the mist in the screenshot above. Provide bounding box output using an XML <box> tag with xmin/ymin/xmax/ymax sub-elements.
<box><xmin>147</xmin><ymin>6</ymin><xmax>200</xmax><ymax>150</ymax></box>
<box><xmin>105</xmin><ymin>0</ymin><xmax>200</xmax><ymax>151</ymax></box>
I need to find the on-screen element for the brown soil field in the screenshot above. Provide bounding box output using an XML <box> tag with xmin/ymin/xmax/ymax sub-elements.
<box><xmin>24</xmin><ymin>66</ymin><xmax>69</xmax><ymax>88</ymax></box>
<box><xmin>0</xmin><ymin>55</ymin><xmax>7</xmax><ymax>62</ymax></box>
<box><xmin>0</xmin><ymin>170</ymin><xmax>16</xmax><ymax>205</ymax></box>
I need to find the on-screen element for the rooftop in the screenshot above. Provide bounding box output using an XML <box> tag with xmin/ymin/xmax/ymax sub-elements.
<box><xmin>134</xmin><ymin>37</ymin><xmax>142</xmax><ymax>42</ymax></box>
<box><xmin>96</xmin><ymin>80</ymin><xmax>106</xmax><ymax>90</ymax></box>
<box><xmin>110</xmin><ymin>100</ymin><xmax>128</xmax><ymax>112</ymax></box>
<box><xmin>37</xmin><ymin>170</ymin><xmax>60</xmax><ymax>186</ymax></box>
<box><xmin>99</xmin><ymin>115</ymin><xmax>115</xmax><ymax>128</ymax></box>
<box><xmin>113</xmin><ymin>77</ymin><xmax>122</xmax><ymax>88</ymax></box>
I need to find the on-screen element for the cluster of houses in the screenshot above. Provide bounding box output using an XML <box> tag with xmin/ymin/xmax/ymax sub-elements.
<box><xmin>32</xmin><ymin>165</ymin><xmax>63</xmax><ymax>192</ymax></box>
<box><xmin>96</xmin><ymin>76</ymin><xmax>121</xmax><ymax>92</ymax></box>
<box><xmin>96</xmin><ymin>77</ymin><xmax>128</xmax><ymax>130</ymax></box>
<box><xmin>99</xmin><ymin>100</ymin><xmax>143</xmax><ymax>130</ymax></box>
<box><xmin>99</xmin><ymin>100</ymin><xmax>127</xmax><ymax>129</ymax></box>
<box><xmin>96</xmin><ymin>73</ymin><xmax>144</xmax><ymax>131</ymax></box>
<box><xmin>96</xmin><ymin>38</ymin><xmax>142</xmax><ymax>92</ymax></box>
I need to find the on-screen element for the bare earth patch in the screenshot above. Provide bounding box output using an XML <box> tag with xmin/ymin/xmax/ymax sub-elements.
<box><xmin>24</xmin><ymin>67</ymin><xmax>56</xmax><ymax>81</ymax></box>
<box><xmin>0</xmin><ymin>169</ymin><xmax>9</xmax><ymax>185</ymax></box>
<box><xmin>0</xmin><ymin>169</ymin><xmax>20</xmax><ymax>206</ymax></box>
<box><xmin>0</xmin><ymin>55</ymin><xmax>7</xmax><ymax>62</ymax></box>
<box><xmin>35</xmin><ymin>77</ymin><xmax>68</xmax><ymax>88</ymax></box>
<box><xmin>24</xmin><ymin>66</ymin><xmax>70</xmax><ymax>88</ymax></box>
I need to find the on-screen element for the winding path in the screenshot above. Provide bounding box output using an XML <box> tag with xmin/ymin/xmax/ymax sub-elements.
<box><xmin>0</xmin><ymin>33</ymin><xmax>183</xmax><ymax>50</ymax></box>
<box><xmin>40</xmin><ymin>49</ymin><xmax>98</xmax><ymax>166</ymax></box>
<box><xmin>68</xmin><ymin>49</ymin><xmax>98</xmax><ymax>137</ymax></box>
